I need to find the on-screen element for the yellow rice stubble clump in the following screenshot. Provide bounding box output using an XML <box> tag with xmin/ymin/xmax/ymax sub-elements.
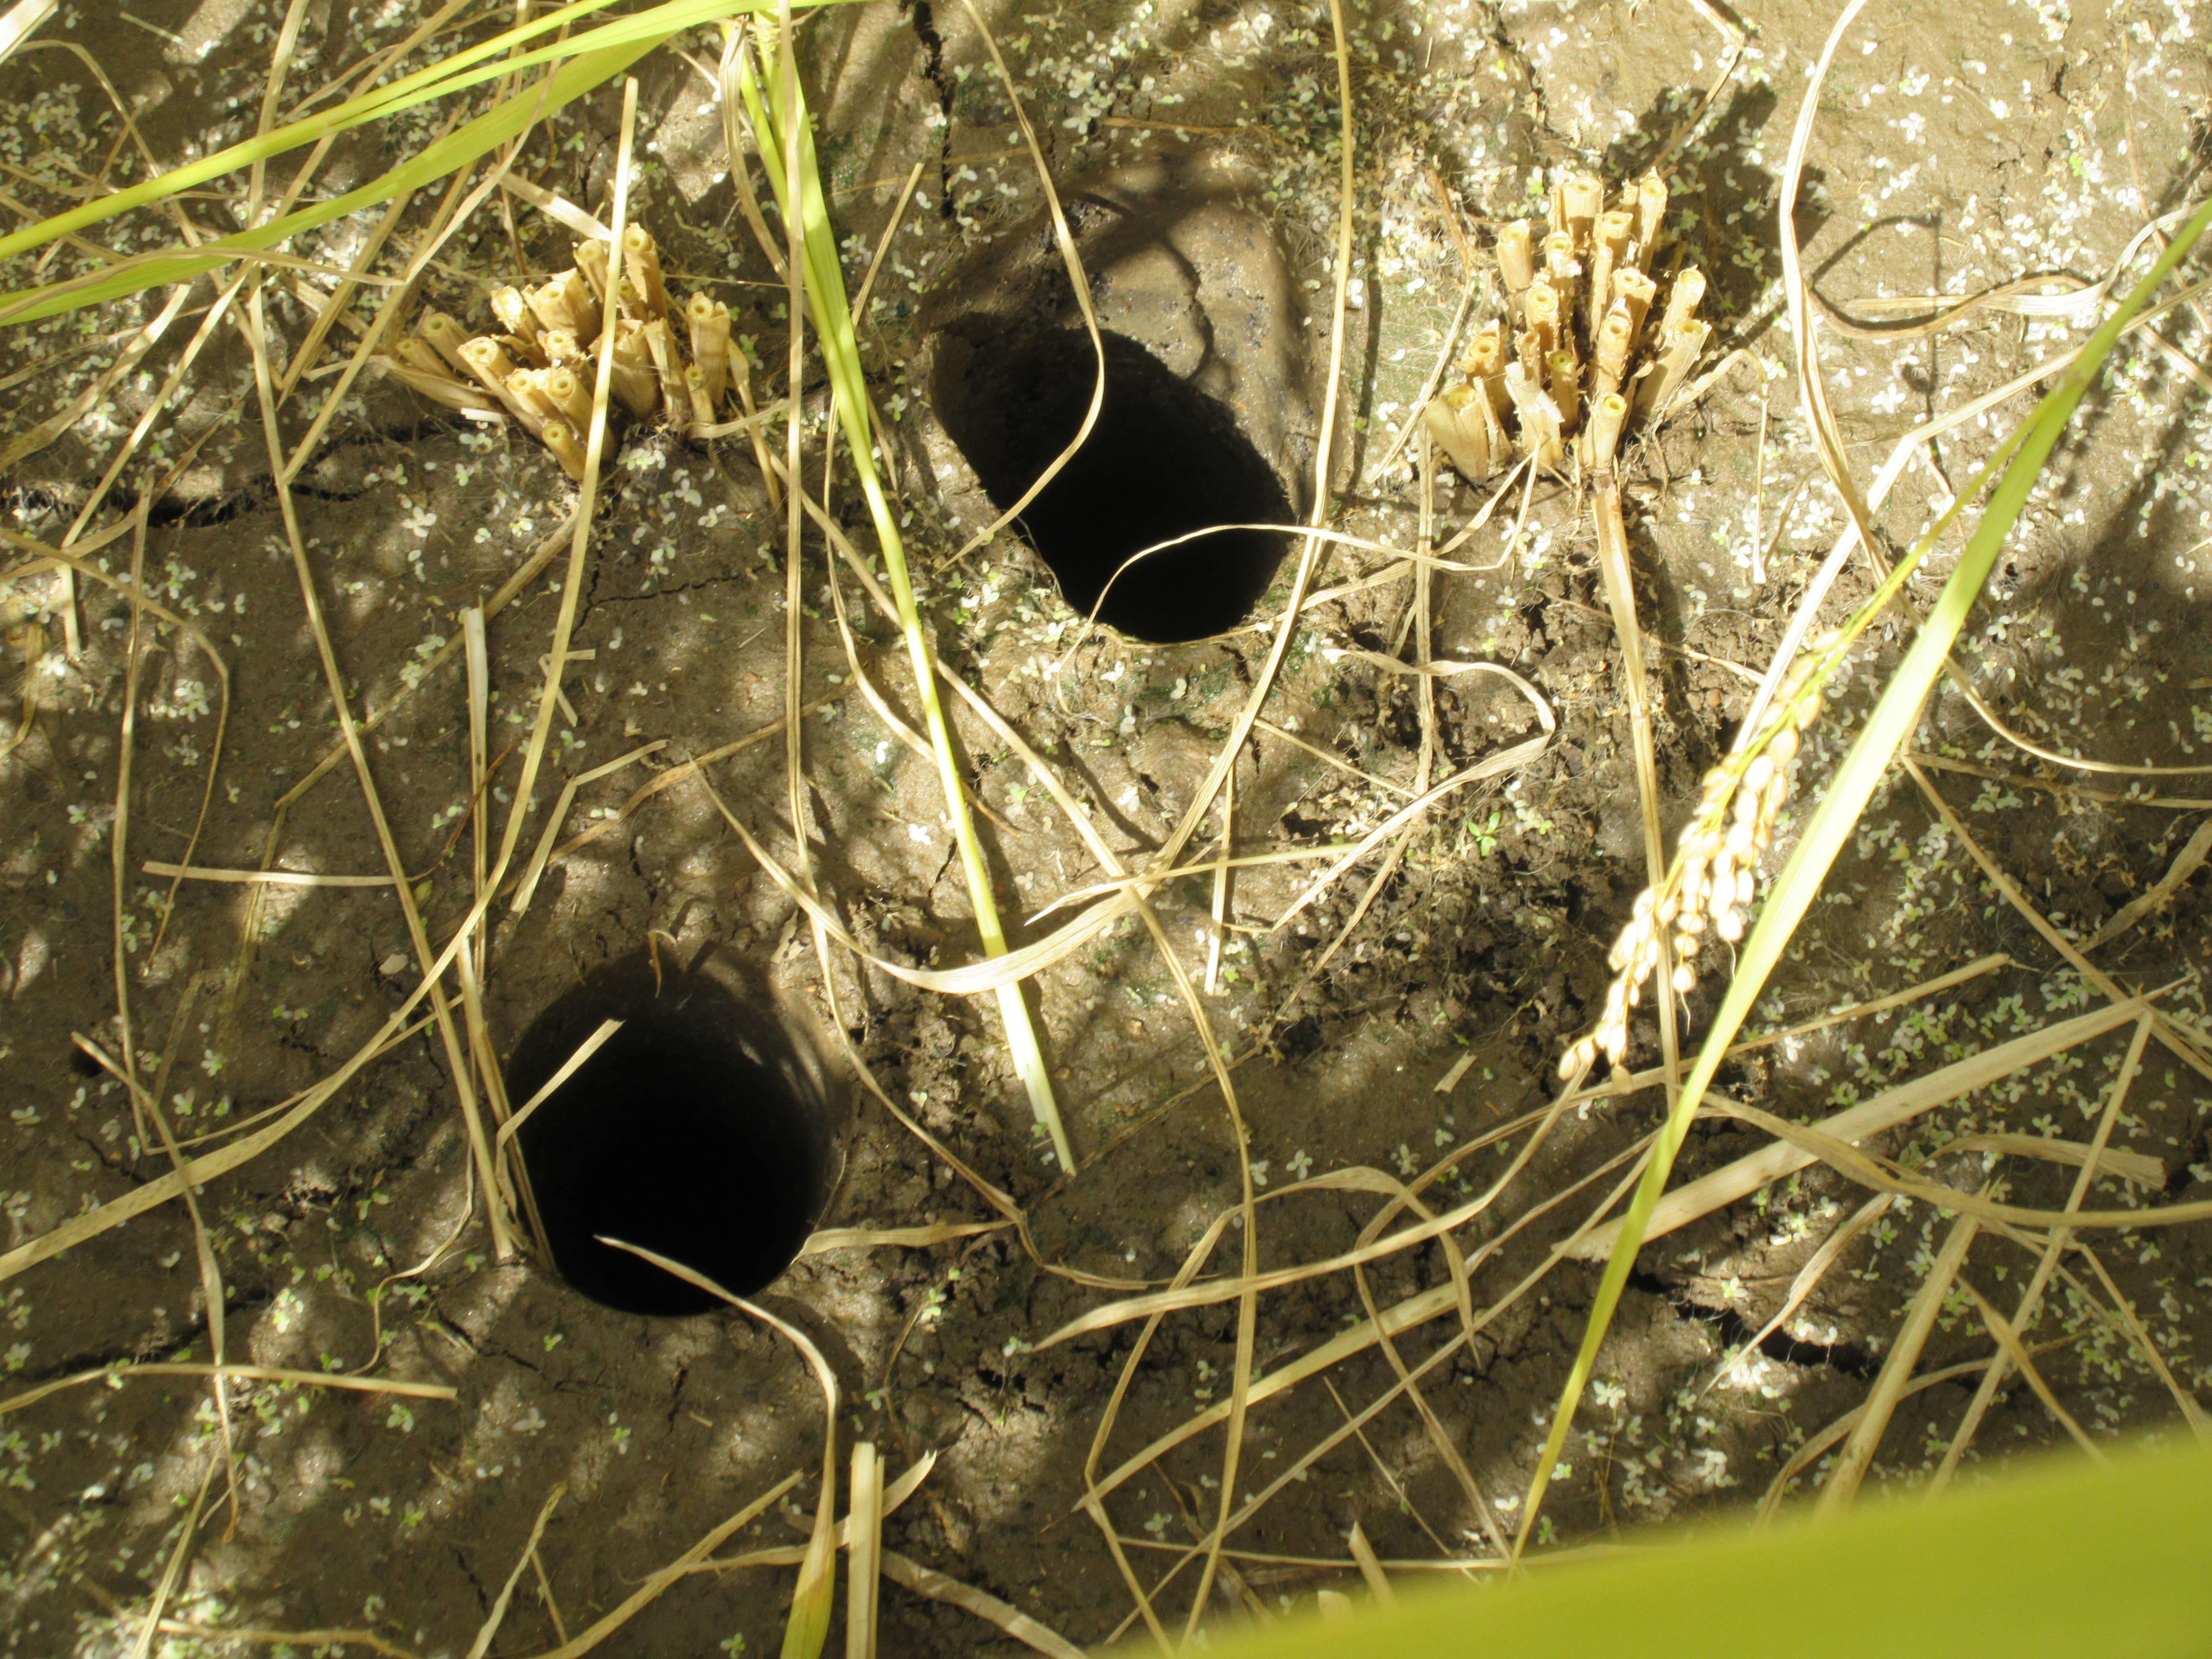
<box><xmin>1421</xmin><ymin>168</ymin><xmax>1711</xmax><ymax>483</ymax></box>
<box><xmin>377</xmin><ymin>226</ymin><xmax>749</xmax><ymax>479</ymax></box>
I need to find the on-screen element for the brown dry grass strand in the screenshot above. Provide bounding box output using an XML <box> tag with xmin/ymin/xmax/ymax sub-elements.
<box><xmin>509</xmin><ymin>740</ymin><xmax>670</xmax><ymax>914</ymax></box>
<box><xmin>466</xmin><ymin>1483</ymin><xmax>568</xmax><ymax>1659</ymax></box>
<box><xmin>240</xmin><ymin>286</ymin><xmax>512</xmax><ymax>1258</ymax></box>
<box><xmin>0</xmin><ymin>1359</ymin><xmax>454</xmax><ymax>1420</ymax></box>
<box><xmin>1755</xmin><ymin>1345</ymin><xmax>2078</xmax><ymax>1518</ymax></box>
<box><xmin>2067</xmin><ymin>1247</ymin><xmax>2212</xmax><ymax>1437</ymax></box>
<box><xmin>1697</xmin><ymin>1191</ymin><xmax>1893</xmax><ymax>1407</ymax></box>
<box><xmin>1818</xmin><ymin>1202</ymin><xmax>1982</xmax><ymax>1511</ymax></box>
<box><xmin>518</xmin><ymin>1471</ymin><xmax>803</xmax><ymax>1659</ymax></box>
<box><xmin>941</xmin><ymin>0</ymin><xmax>1104</xmax><ymax>569</ymax></box>
<box><xmin>1930</xmin><ymin>1015</ymin><xmax>2157</xmax><ymax>1485</ymax></box>
<box><xmin>2083</xmin><ymin>816</ymin><xmax>2212</xmax><ymax>949</ymax></box>
<box><xmin>1092</xmin><ymin>1142</ymin><xmax>1657</xmax><ymax>1626</ymax></box>
<box><xmin>1905</xmin><ymin>761</ymin><xmax>2212</xmax><ymax>1087</ymax></box>
<box><xmin>1817</xmin><ymin>199</ymin><xmax>2209</xmax><ymax>340</ymax></box>
<box><xmin>1569</xmin><ymin>996</ymin><xmax>2149</xmax><ymax>1258</ymax></box>
<box><xmin>845</xmin><ymin>1443</ymin><xmax>883</xmax><ymax>1659</ymax></box>
<box><xmin>1082</xmin><ymin>1127</ymin><xmax>1647</xmax><ymax>1518</ymax></box>
<box><xmin>878</xmin><ymin>1551</ymin><xmax>1086</xmax><ymax>1659</ymax></box>
<box><xmin>129</xmin><ymin>1455</ymin><xmax>218</xmax><ymax>1659</ymax></box>
<box><xmin>598</xmin><ymin>1232</ymin><xmax>840</xmax><ymax>1659</ymax></box>
<box><xmin>1954</xmin><ymin>1277</ymin><xmax>2106</xmax><ymax>1461</ymax></box>
<box><xmin>1704</xmin><ymin>1095</ymin><xmax>2212</xmax><ymax>1232</ymax></box>
<box><xmin>153</xmin><ymin>1626</ymin><xmax>421</xmax><ymax>1659</ymax></box>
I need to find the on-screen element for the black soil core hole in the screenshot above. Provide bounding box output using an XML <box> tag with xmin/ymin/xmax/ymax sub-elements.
<box><xmin>505</xmin><ymin>958</ymin><xmax>836</xmax><ymax>1316</ymax></box>
<box><xmin>933</xmin><ymin>326</ymin><xmax>1292</xmax><ymax>643</ymax></box>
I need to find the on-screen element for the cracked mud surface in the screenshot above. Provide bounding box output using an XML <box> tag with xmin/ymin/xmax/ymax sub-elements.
<box><xmin>3</xmin><ymin>0</ymin><xmax>2212</xmax><ymax>1654</ymax></box>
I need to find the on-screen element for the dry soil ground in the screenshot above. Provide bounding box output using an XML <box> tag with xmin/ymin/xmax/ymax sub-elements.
<box><xmin>2</xmin><ymin>0</ymin><xmax>2211</xmax><ymax>1655</ymax></box>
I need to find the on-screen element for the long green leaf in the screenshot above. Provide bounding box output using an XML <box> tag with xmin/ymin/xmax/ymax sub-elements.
<box><xmin>737</xmin><ymin>28</ymin><xmax>1074</xmax><ymax>1171</ymax></box>
<box><xmin>1208</xmin><ymin>1440</ymin><xmax>2212</xmax><ymax>1658</ymax></box>
<box><xmin>0</xmin><ymin>0</ymin><xmax>869</xmax><ymax>326</ymax></box>
<box><xmin>1517</xmin><ymin>189</ymin><xmax>2212</xmax><ymax>1546</ymax></box>
<box><xmin>0</xmin><ymin>40</ymin><xmax>646</xmax><ymax>325</ymax></box>
<box><xmin>2</xmin><ymin>0</ymin><xmax>714</xmax><ymax>263</ymax></box>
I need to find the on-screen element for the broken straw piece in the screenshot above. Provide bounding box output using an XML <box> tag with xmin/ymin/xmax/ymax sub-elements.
<box><xmin>1587</xmin><ymin>209</ymin><xmax>1632</xmax><ymax>334</ymax></box>
<box><xmin>608</xmin><ymin>321</ymin><xmax>659</xmax><ymax>419</ymax></box>
<box><xmin>541</xmin><ymin>418</ymin><xmax>588</xmax><ymax>481</ymax></box>
<box><xmin>572</xmin><ymin>239</ymin><xmax>612</xmax><ymax>305</ymax></box>
<box><xmin>1422</xmin><ymin>384</ymin><xmax>1501</xmax><ymax>481</ymax></box>
<box><xmin>1546</xmin><ymin>348</ymin><xmax>1581</xmax><ymax>434</ymax></box>
<box><xmin>1560</xmin><ymin>171</ymin><xmax>1603</xmax><ymax>249</ymax></box>
<box><xmin>1541</xmin><ymin>233</ymin><xmax>1581</xmax><ymax>327</ymax></box>
<box><xmin>622</xmin><ymin>225</ymin><xmax>670</xmax><ymax>322</ymax></box>
<box><xmin>385</xmin><ymin>339</ymin><xmax>490</xmax><ymax>414</ymax></box>
<box><xmin>1521</xmin><ymin>280</ymin><xmax>1561</xmax><ymax>369</ymax></box>
<box><xmin>1462</xmin><ymin>319</ymin><xmax>1510</xmax><ymax>422</ymax></box>
<box><xmin>419</xmin><ymin>311</ymin><xmax>474</xmax><ymax>376</ymax></box>
<box><xmin>686</xmin><ymin>293</ymin><xmax>732</xmax><ymax>408</ymax></box>
<box><xmin>505</xmin><ymin>367</ymin><xmax>561</xmax><ymax>426</ymax></box>
<box><xmin>1659</xmin><ymin>266</ymin><xmax>1707</xmax><ymax>342</ymax></box>
<box><xmin>459</xmin><ymin>337</ymin><xmax>543</xmax><ymax>434</ymax></box>
<box><xmin>1633</xmin><ymin>170</ymin><xmax>1668</xmax><ymax>254</ymax></box>
<box><xmin>1586</xmin><ymin>392</ymin><xmax>1628</xmax><ymax>469</ymax></box>
<box><xmin>1503</xmin><ymin>361</ymin><xmax>1563</xmax><ymax>471</ymax></box>
<box><xmin>526</xmin><ymin>268</ymin><xmax>601</xmax><ymax>343</ymax></box>
<box><xmin>1636</xmin><ymin>320</ymin><xmax>1710</xmax><ymax>420</ymax></box>
<box><xmin>640</xmin><ymin>318</ymin><xmax>687</xmax><ymax>424</ymax></box>
<box><xmin>685</xmin><ymin>364</ymin><xmax>716</xmax><ymax>431</ymax></box>
<box><xmin>1610</xmin><ymin>266</ymin><xmax>1658</xmax><ymax>341</ymax></box>
<box><xmin>491</xmin><ymin>286</ymin><xmax>538</xmax><ymax>351</ymax></box>
<box><xmin>1591</xmin><ymin>300</ymin><xmax>1637</xmax><ymax>401</ymax></box>
<box><xmin>542</xmin><ymin>365</ymin><xmax>592</xmax><ymax>429</ymax></box>
<box><xmin>1495</xmin><ymin>220</ymin><xmax>1536</xmax><ymax>297</ymax></box>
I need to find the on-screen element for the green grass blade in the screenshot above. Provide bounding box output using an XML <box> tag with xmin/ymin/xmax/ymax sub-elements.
<box><xmin>1209</xmin><ymin>1439</ymin><xmax>2212</xmax><ymax>1658</ymax></box>
<box><xmin>737</xmin><ymin>30</ymin><xmax>1073</xmax><ymax>1172</ymax></box>
<box><xmin>0</xmin><ymin>39</ymin><xmax>649</xmax><ymax>325</ymax></box>
<box><xmin>0</xmin><ymin>0</ymin><xmax>643</xmax><ymax>264</ymax></box>
<box><xmin>1517</xmin><ymin>190</ymin><xmax>2212</xmax><ymax>1549</ymax></box>
<box><xmin>0</xmin><ymin>0</ymin><xmax>874</xmax><ymax>325</ymax></box>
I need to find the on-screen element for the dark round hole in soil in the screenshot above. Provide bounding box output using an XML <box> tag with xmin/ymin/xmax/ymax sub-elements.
<box><xmin>505</xmin><ymin>956</ymin><xmax>837</xmax><ymax>1317</ymax></box>
<box><xmin>932</xmin><ymin>326</ymin><xmax>1292</xmax><ymax>643</ymax></box>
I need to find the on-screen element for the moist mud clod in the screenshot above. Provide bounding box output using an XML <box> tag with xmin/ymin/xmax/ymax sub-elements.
<box><xmin>504</xmin><ymin>956</ymin><xmax>839</xmax><ymax>1317</ymax></box>
<box><xmin>932</xmin><ymin>326</ymin><xmax>1293</xmax><ymax>643</ymax></box>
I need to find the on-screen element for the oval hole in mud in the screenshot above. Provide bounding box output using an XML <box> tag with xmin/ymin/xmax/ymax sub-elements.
<box><xmin>505</xmin><ymin>957</ymin><xmax>837</xmax><ymax>1316</ymax></box>
<box><xmin>932</xmin><ymin>326</ymin><xmax>1292</xmax><ymax>643</ymax></box>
